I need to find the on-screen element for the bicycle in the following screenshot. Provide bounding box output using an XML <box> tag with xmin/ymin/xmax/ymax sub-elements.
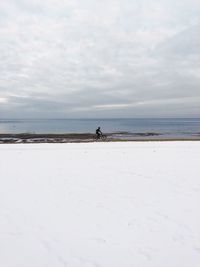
<box><xmin>94</xmin><ymin>134</ymin><xmax>107</xmax><ymax>141</ymax></box>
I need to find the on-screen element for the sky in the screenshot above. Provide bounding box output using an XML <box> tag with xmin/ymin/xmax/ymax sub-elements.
<box><xmin>0</xmin><ymin>0</ymin><xmax>200</xmax><ymax>118</ymax></box>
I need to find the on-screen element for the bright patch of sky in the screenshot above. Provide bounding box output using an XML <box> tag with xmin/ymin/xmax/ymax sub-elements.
<box><xmin>0</xmin><ymin>0</ymin><xmax>200</xmax><ymax>118</ymax></box>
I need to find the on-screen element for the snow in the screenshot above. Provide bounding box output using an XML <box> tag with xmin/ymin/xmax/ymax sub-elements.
<box><xmin>0</xmin><ymin>141</ymin><xmax>200</xmax><ymax>267</ymax></box>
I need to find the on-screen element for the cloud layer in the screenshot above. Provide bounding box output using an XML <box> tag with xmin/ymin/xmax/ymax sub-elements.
<box><xmin>0</xmin><ymin>0</ymin><xmax>200</xmax><ymax>118</ymax></box>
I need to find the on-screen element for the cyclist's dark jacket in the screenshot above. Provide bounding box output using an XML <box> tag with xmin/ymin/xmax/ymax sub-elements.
<box><xmin>96</xmin><ymin>128</ymin><xmax>102</xmax><ymax>135</ymax></box>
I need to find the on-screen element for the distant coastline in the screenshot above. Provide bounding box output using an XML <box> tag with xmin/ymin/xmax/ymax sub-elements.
<box><xmin>1</xmin><ymin>132</ymin><xmax>200</xmax><ymax>144</ymax></box>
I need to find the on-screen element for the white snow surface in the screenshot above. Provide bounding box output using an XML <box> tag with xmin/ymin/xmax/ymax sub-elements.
<box><xmin>0</xmin><ymin>142</ymin><xmax>200</xmax><ymax>267</ymax></box>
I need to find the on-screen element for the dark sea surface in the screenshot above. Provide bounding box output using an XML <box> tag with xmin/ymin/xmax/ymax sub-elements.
<box><xmin>0</xmin><ymin>118</ymin><xmax>200</xmax><ymax>138</ymax></box>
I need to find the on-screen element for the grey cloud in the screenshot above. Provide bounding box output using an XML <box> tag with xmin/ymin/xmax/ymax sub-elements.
<box><xmin>0</xmin><ymin>0</ymin><xmax>200</xmax><ymax>118</ymax></box>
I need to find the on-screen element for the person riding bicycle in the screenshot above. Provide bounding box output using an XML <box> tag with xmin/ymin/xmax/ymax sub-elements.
<box><xmin>96</xmin><ymin>127</ymin><xmax>103</xmax><ymax>139</ymax></box>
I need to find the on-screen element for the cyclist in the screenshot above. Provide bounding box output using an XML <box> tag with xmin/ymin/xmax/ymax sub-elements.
<box><xmin>96</xmin><ymin>127</ymin><xmax>103</xmax><ymax>140</ymax></box>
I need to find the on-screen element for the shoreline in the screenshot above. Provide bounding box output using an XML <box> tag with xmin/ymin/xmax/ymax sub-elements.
<box><xmin>0</xmin><ymin>132</ymin><xmax>200</xmax><ymax>143</ymax></box>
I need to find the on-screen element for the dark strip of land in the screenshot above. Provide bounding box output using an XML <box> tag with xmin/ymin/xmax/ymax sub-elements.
<box><xmin>0</xmin><ymin>133</ymin><xmax>200</xmax><ymax>144</ymax></box>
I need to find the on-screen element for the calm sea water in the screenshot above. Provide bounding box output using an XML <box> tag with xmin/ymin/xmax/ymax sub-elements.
<box><xmin>0</xmin><ymin>118</ymin><xmax>200</xmax><ymax>137</ymax></box>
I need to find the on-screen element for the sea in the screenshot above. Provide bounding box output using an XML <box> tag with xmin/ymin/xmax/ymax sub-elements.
<box><xmin>0</xmin><ymin>118</ymin><xmax>200</xmax><ymax>138</ymax></box>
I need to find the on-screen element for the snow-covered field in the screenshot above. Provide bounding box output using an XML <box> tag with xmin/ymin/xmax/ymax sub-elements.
<box><xmin>0</xmin><ymin>142</ymin><xmax>200</xmax><ymax>267</ymax></box>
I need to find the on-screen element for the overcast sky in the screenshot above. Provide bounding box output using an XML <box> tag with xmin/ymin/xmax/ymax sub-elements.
<box><xmin>0</xmin><ymin>0</ymin><xmax>200</xmax><ymax>118</ymax></box>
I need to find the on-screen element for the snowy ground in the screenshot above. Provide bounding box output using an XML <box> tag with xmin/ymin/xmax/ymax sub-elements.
<box><xmin>0</xmin><ymin>142</ymin><xmax>200</xmax><ymax>267</ymax></box>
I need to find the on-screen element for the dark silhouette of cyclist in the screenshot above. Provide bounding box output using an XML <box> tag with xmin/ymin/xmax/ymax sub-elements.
<box><xmin>96</xmin><ymin>127</ymin><xmax>103</xmax><ymax>139</ymax></box>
